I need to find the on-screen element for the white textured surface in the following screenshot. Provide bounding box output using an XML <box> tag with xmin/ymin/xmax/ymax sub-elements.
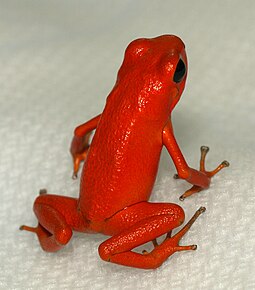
<box><xmin>0</xmin><ymin>1</ymin><xmax>255</xmax><ymax>289</ymax></box>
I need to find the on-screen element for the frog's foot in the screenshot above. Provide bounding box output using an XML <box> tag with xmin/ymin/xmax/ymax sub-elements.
<box><xmin>72</xmin><ymin>149</ymin><xmax>89</xmax><ymax>179</ymax></box>
<box><xmin>179</xmin><ymin>146</ymin><xmax>229</xmax><ymax>201</ymax></box>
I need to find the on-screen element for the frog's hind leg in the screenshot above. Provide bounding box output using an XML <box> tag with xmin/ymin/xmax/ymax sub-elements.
<box><xmin>99</xmin><ymin>202</ymin><xmax>205</xmax><ymax>269</ymax></box>
<box><xmin>20</xmin><ymin>190</ymin><xmax>89</xmax><ymax>252</ymax></box>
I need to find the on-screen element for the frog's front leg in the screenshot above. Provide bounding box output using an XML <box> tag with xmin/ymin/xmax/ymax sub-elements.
<box><xmin>98</xmin><ymin>202</ymin><xmax>205</xmax><ymax>269</ymax></box>
<box><xmin>177</xmin><ymin>146</ymin><xmax>229</xmax><ymax>200</ymax></box>
<box><xmin>163</xmin><ymin>120</ymin><xmax>229</xmax><ymax>200</ymax></box>
<box><xmin>70</xmin><ymin>114</ymin><xmax>101</xmax><ymax>178</ymax></box>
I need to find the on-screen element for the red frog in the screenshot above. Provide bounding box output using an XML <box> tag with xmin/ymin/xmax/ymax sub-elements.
<box><xmin>20</xmin><ymin>35</ymin><xmax>229</xmax><ymax>269</ymax></box>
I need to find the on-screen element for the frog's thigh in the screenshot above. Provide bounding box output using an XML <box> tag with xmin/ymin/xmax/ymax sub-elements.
<box><xmin>102</xmin><ymin>201</ymin><xmax>185</xmax><ymax>236</ymax></box>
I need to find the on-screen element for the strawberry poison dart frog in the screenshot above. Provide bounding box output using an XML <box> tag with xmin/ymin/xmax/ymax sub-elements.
<box><xmin>20</xmin><ymin>35</ymin><xmax>229</xmax><ymax>269</ymax></box>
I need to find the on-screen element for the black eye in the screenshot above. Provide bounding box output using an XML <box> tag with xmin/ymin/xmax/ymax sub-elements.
<box><xmin>173</xmin><ymin>59</ymin><xmax>186</xmax><ymax>83</ymax></box>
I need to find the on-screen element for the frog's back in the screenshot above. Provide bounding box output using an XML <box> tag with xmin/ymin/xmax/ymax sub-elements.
<box><xmin>79</xmin><ymin>87</ymin><xmax>164</xmax><ymax>222</ymax></box>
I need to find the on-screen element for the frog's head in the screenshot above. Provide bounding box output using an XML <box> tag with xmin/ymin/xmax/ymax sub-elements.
<box><xmin>117</xmin><ymin>35</ymin><xmax>187</xmax><ymax>116</ymax></box>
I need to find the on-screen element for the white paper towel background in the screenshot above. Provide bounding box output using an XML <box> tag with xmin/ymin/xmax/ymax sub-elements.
<box><xmin>0</xmin><ymin>1</ymin><xmax>254</xmax><ymax>289</ymax></box>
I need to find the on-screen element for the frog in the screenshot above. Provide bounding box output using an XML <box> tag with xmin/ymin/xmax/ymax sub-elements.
<box><xmin>20</xmin><ymin>35</ymin><xmax>229</xmax><ymax>269</ymax></box>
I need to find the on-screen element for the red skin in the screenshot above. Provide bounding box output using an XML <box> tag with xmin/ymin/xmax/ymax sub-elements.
<box><xmin>21</xmin><ymin>35</ymin><xmax>229</xmax><ymax>269</ymax></box>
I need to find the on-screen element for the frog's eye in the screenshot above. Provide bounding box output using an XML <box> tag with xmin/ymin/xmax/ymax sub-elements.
<box><xmin>173</xmin><ymin>59</ymin><xmax>186</xmax><ymax>83</ymax></box>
